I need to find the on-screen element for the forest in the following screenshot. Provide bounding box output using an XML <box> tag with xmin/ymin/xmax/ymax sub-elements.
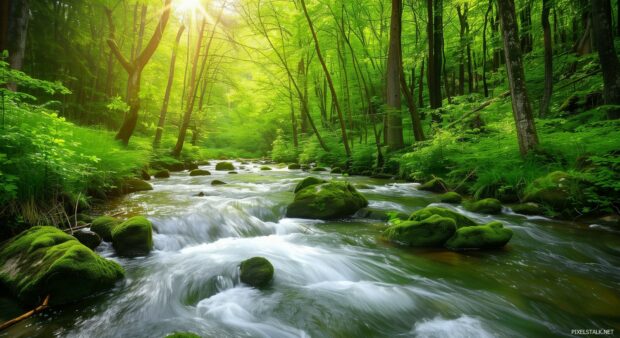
<box><xmin>0</xmin><ymin>0</ymin><xmax>619</xmax><ymax>336</ymax></box>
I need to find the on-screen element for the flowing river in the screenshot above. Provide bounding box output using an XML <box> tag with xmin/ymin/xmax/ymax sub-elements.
<box><xmin>2</xmin><ymin>161</ymin><xmax>620</xmax><ymax>337</ymax></box>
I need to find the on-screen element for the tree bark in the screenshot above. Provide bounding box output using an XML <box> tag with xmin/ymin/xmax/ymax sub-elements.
<box><xmin>482</xmin><ymin>0</ymin><xmax>492</xmax><ymax>97</ymax></box>
<box><xmin>591</xmin><ymin>0</ymin><xmax>620</xmax><ymax>117</ymax></box>
<box><xmin>386</xmin><ymin>0</ymin><xmax>404</xmax><ymax>149</ymax></box>
<box><xmin>540</xmin><ymin>0</ymin><xmax>553</xmax><ymax>116</ymax></box>
<box><xmin>497</xmin><ymin>0</ymin><xmax>539</xmax><ymax>155</ymax></box>
<box><xmin>428</xmin><ymin>0</ymin><xmax>443</xmax><ymax>108</ymax></box>
<box><xmin>457</xmin><ymin>4</ymin><xmax>466</xmax><ymax>95</ymax></box>
<box><xmin>418</xmin><ymin>59</ymin><xmax>425</xmax><ymax>107</ymax></box>
<box><xmin>4</xmin><ymin>0</ymin><xmax>29</xmax><ymax>91</ymax></box>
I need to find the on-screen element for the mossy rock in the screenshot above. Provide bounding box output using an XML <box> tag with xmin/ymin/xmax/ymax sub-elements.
<box><xmin>165</xmin><ymin>333</ymin><xmax>201</xmax><ymax>338</ymax></box>
<box><xmin>300</xmin><ymin>164</ymin><xmax>311</xmax><ymax>170</ymax></box>
<box><xmin>439</xmin><ymin>192</ymin><xmax>462</xmax><ymax>204</ymax></box>
<box><xmin>91</xmin><ymin>216</ymin><xmax>121</xmax><ymax>242</ymax></box>
<box><xmin>355</xmin><ymin>184</ymin><xmax>373</xmax><ymax>189</ymax></box>
<box><xmin>523</xmin><ymin>171</ymin><xmax>576</xmax><ymax>209</ymax></box>
<box><xmin>215</xmin><ymin>162</ymin><xmax>235</xmax><ymax>171</ymax></box>
<box><xmin>152</xmin><ymin>159</ymin><xmax>185</xmax><ymax>172</ymax></box>
<box><xmin>287</xmin><ymin>181</ymin><xmax>368</xmax><ymax>219</ymax></box>
<box><xmin>311</xmin><ymin>167</ymin><xmax>327</xmax><ymax>172</ymax></box>
<box><xmin>228</xmin><ymin>171</ymin><xmax>238</xmax><ymax>174</ymax></box>
<box><xmin>288</xmin><ymin>163</ymin><xmax>301</xmax><ymax>170</ymax></box>
<box><xmin>293</xmin><ymin>177</ymin><xmax>327</xmax><ymax>193</ymax></box>
<box><xmin>154</xmin><ymin>169</ymin><xmax>170</xmax><ymax>179</ymax></box>
<box><xmin>511</xmin><ymin>202</ymin><xmax>543</xmax><ymax>215</ymax></box>
<box><xmin>409</xmin><ymin>207</ymin><xmax>477</xmax><ymax>228</ymax></box>
<box><xmin>239</xmin><ymin>257</ymin><xmax>274</xmax><ymax>288</ymax></box>
<box><xmin>464</xmin><ymin>198</ymin><xmax>503</xmax><ymax>214</ymax></box>
<box><xmin>119</xmin><ymin>178</ymin><xmax>153</xmax><ymax>195</ymax></box>
<box><xmin>331</xmin><ymin>167</ymin><xmax>343</xmax><ymax>174</ymax></box>
<box><xmin>260</xmin><ymin>166</ymin><xmax>272</xmax><ymax>171</ymax></box>
<box><xmin>140</xmin><ymin>169</ymin><xmax>151</xmax><ymax>181</ymax></box>
<box><xmin>72</xmin><ymin>230</ymin><xmax>101</xmax><ymax>250</ymax></box>
<box><xmin>0</xmin><ymin>226</ymin><xmax>124</xmax><ymax>306</ymax></box>
<box><xmin>418</xmin><ymin>178</ymin><xmax>448</xmax><ymax>193</ymax></box>
<box><xmin>185</xmin><ymin>162</ymin><xmax>199</xmax><ymax>170</ymax></box>
<box><xmin>445</xmin><ymin>221</ymin><xmax>513</xmax><ymax>250</ymax></box>
<box><xmin>111</xmin><ymin>216</ymin><xmax>153</xmax><ymax>257</ymax></box>
<box><xmin>383</xmin><ymin>215</ymin><xmax>457</xmax><ymax>247</ymax></box>
<box><xmin>212</xmin><ymin>180</ymin><xmax>227</xmax><ymax>186</ymax></box>
<box><xmin>356</xmin><ymin>208</ymin><xmax>409</xmax><ymax>221</ymax></box>
<box><xmin>189</xmin><ymin>169</ymin><xmax>211</xmax><ymax>176</ymax></box>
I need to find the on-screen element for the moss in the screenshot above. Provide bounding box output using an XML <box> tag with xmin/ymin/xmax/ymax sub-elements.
<box><xmin>151</xmin><ymin>158</ymin><xmax>185</xmax><ymax>172</ymax></box>
<box><xmin>215</xmin><ymin>162</ymin><xmax>235</xmax><ymax>171</ymax></box>
<box><xmin>165</xmin><ymin>333</ymin><xmax>201</xmax><ymax>338</ymax></box>
<box><xmin>418</xmin><ymin>177</ymin><xmax>449</xmax><ymax>193</ymax></box>
<box><xmin>288</xmin><ymin>163</ymin><xmax>301</xmax><ymax>170</ymax></box>
<box><xmin>511</xmin><ymin>202</ymin><xmax>543</xmax><ymax>215</ymax></box>
<box><xmin>260</xmin><ymin>166</ymin><xmax>272</xmax><ymax>171</ymax></box>
<box><xmin>464</xmin><ymin>198</ymin><xmax>503</xmax><ymax>214</ymax></box>
<box><xmin>72</xmin><ymin>230</ymin><xmax>101</xmax><ymax>250</ymax></box>
<box><xmin>331</xmin><ymin>167</ymin><xmax>343</xmax><ymax>174</ymax></box>
<box><xmin>189</xmin><ymin>169</ymin><xmax>211</xmax><ymax>176</ymax></box>
<box><xmin>286</xmin><ymin>181</ymin><xmax>368</xmax><ymax>219</ymax></box>
<box><xmin>153</xmin><ymin>169</ymin><xmax>170</xmax><ymax>178</ymax></box>
<box><xmin>445</xmin><ymin>221</ymin><xmax>513</xmax><ymax>250</ymax></box>
<box><xmin>355</xmin><ymin>184</ymin><xmax>373</xmax><ymax>190</ymax></box>
<box><xmin>239</xmin><ymin>257</ymin><xmax>274</xmax><ymax>288</ymax></box>
<box><xmin>91</xmin><ymin>216</ymin><xmax>121</xmax><ymax>242</ymax></box>
<box><xmin>439</xmin><ymin>192</ymin><xmax>462</xmax><ymax>204</ymax></box>
<box><xmin>0</xmin><ymin>226</ymin><xmax>124</xmax><ymax>306</ymax></box>
<box><xmin>383</xmin><ymin>215</ymin><xmax>457</xmax><ymax>247</ymax></box>
<box><xmin>119</xmin><ymin>178</ymin><xmax>153</xmax><ymax>195</ymax></box>
<box><xmin>311</xmin><ymin>167</ymin><xmax>327</xmax><ymax>172</ymax></box>
<box><xmin>211</xmin><ymin>180</ymin><xmax>227</xmax><ymax>186</ymax></box>
<box><xmin>409</xmin><ymin>206</ymin><xmax>477</xmax><ymax>228</ymax></box>
<box><xmin>185</xmin><ymin>162</ymin><xmax>199</xmax><ymax>170</ymax></box>
<box><xmin>111</xmin><ymin>216</ymin><xmax>153</xmax><ymax>257</ymax></box>
<box><xmin>357</xmin><ymin>208</ymin><xmax>409</xmax><ymax>221</ymax></box>
<box><xmin>523</xmin><ymin>171</ymin><xmax>576</xmax><ymax>209</ymax></box>
<box><xmin>293</xmin><ymin>177</ymin><xmax>327</xmax><ymax>193</ymax></box>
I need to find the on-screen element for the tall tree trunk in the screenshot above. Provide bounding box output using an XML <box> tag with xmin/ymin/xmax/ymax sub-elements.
<box><xmin>298</xmin><ymin>57</ymin><xmax>309</xmax><ymax>134</ymax></box>
<box><xmin>540</xmin><ymin>0</ymin><xmax>553</xmax><ymax>116</ymax></box>
<box><xmin>386</xmin><ymin>0</ymin><xmax>404</xmax><ymax>149</ymax></box>
<box><xmin>153</xmin><ymin>25</ymin><xmax>185</xmax><ymax>148</ymax></box>
<box><xmin>418</xmin><ymin>59</ymin><xmax>425</xmax><ymax>107</ymax></box>
<box><xmin>288</xmin><ymin>77</ymin><xmax>299</xmax><ymax>148</ymax></box>
<box><xmin>457</xmin><ymin>4</ymin><xmax>466</xmax><ymax>95</ymax></box>
<box><xmin>519</xmin><ymin>1</ymin><xmax>533</xmax><ymax>53</ymax></box>
<box><xmin>465</xmin><ymin>4</ymin><xmax>473</xmax><ymax>94</ymax></box>
<box><xmin>483</xmin><ymin>0</ymin><xmax>492</xmax><ymax>97</ymax></box>
<box><xmin>401</xmin><ymin>68</ymin><xmax>425</xmax><ymax>141</ymax></box>
<box><xmin>591</xmin><ymin>0</ymin><xmax>620</xmax><ymax>118</ymax></box>
<box><xmin>301</xmin><ymin>0</ymin><xmax>351</xmax><ymax>159</ymax></box>
<box><xmin>4</xmin><ymin>0</ymin><xmax>29</xmax><ymax>91</ymax></box>
<box><xmin>426</xmin><ymin>0</ymin><xmax>436</xmax><ymax>107</ymax></box>
<box><xmin>497</xmin><ymin>0</ymin><xmax>540</xmax><ymax>155</ymax></box>
<box><xmin>428</xmin><ymin>0</ymin><xmax>443</xmax><ymax>108</ymax></box>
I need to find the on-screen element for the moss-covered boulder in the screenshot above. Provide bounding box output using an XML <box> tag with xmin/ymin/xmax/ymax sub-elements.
<box><xmin>211</xmin><ymin>180</ymin><xmax>227</xmax><ymax>186</ymax></box>
<box><xmin>523</xmin><ymin>171</ymin><xmax>575</xmax><ymax>209</ymax></box>
<box><xmin>383</xmin><ymin>215</ymin><xmax>457</xmax><ymax>247</ymax></box>
<box><xmin>300</xmin><ymin>164</ymin><xmax>311</xmax><ymax>170</ymax></box>
<box><xmin>152</xmin><ymin>159</ymin><xmax>185</xmax><ymax>172</ymax></box>
<box><xmin>288</xmin><ymin>163</ymin><xmax>301</xmax><ymax>170</ymax></box>
<box><xmin>439</xmin><ymin>192</ymin><xmax>462</xmax><ymax>204</ymax></box>
<box><xmin>91</xmin><ymin>216</ymin><xmax>122</xmax><ymax>242</ymax></box>
<box><xmin>215</xmin><ymin>162</ymin><xmax>235</xmax><ymax>171</ymax></box>
<box><xmin>111</xmin><ymin>216</ymin><xmax>153</xmax><ymax>257</ymax></box>
<box><xmin>154</xmin><ymin>169</ymin><xmax>170</xmax><ymax>178</ymax></box>
<box><xmin>189</xmin><ymin>169</ymin><xmax>211</xmax><ymax>176</ymax></box>
<box><xmin>445</xmin><ymin>221</ymin><xmax>513</xmax><ymax>250</ymax></box>
<box><xmin>239</xmin><ymin>257</ymin><xmax>274</xmax><ymax>288</ymax></box>
<box><xmin>73</xmin><ymin>230</ymin><xmax>101</xmax><ymax>250</ymax></box>
<box><xmin>409</xmin><ymin>206</ymin><xmax>478</xmax><ymax>228</ymax></box>
<box><xmin>260</xmin><ymin>166</ymin><xmax>272</xmax><ymax>171</ymax></box>
<box><xmin>293</xmin><ymin>177</ymin><xmax>327</xmax><ymax>193</ymax></box>
<box><xmin>0</xmin><ymin>226</ymin><xmax>124</xmax><ymax>306</ymax></box>
<box><xmin>165</xmin><ymin>333</ymin><xmax>201</xmax><ymax>338</ymax></box>
<box><xmin>356</xmin><ymin>208</ymin><xmax>409</xmax><ymax>221</ymax></box>
<box><xmin>119</xmin><ymin>178</ymin><xmax>153</xmax><ymax>195</ymax></box>
<box><xmin>418</xmin><ymin>178</ymin><xmax>448</xmax><ymax>193</ymax></box>
<box><xmin>464</xmin><ymin>198</ymin><xmax>503</xmax><ymax>214</ymax></box>
<box><xmin>140</xmin><ymin>169</ymin><xmax>151</xmax><ymax>181</ymax></box>
<box><xmin>228</xmin><ymin>171</ymin><xmax>238</xmax><ymax>174</ymax></box>
<box><xmin>511</xmin><ymin>202</ymin><xmax>543</xmax><ymax>215</ymax></box>
<box><xmin>331</xmin><ymin>167</ymin><xmax>343</xmax><ymax>174</ymax></box>
<box><xmin>311</xmin><ymin>167</ymin><xmax>327</xmax><ymax>172</ymax></box>
<box><xmin>286</xmin><ymin>181</ymin><xmax>368</xmax><ymax>219</ymax></box>
<box><xmin>185</xmin><ymin>162</ymin><xmax>199</xmax><ymax>170</ymax></box>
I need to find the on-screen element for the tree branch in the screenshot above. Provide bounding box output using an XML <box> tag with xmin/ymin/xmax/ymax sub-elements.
<box><xmin>104</xmin><ymin>7</ymin><xmax>132</xmax><ymax>73</ymax></box>
<box><xmin>136</xmin><ymin>0</ymin><xmax>172</xmax><ymax>68</ymax></box>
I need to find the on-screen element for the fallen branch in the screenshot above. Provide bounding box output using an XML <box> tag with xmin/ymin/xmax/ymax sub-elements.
<box><xmin>445</xmin><ymin>91</ymin><xmax>510</xmax><ymax>129</ymax></box>
<box><xmin>0</xmin><ymin>295</ymin><xmax>50</xmax><ymax>331</ymax></box>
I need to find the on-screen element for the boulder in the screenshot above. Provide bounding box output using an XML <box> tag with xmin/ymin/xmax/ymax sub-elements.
<box><xmin>212</xmin><ymin>180</ymin><xmax>227</xmax><ymax>186</ymax></box>
<box><xmin>151</xmin><ymin>159</ymin><xmax>185</xmax><ymax>172</ymax></box>
<box><xmin>445</xmin><ymin>221</ymin><xmax>513</xmax><ymax>250</ymax></box>
<box><xmin>311</xmin><ymin>167</ymin><xmax>327</xmax><ymax>172</ymax></box>
<box><xmin>185</xmin><ymin>162</ymin><xmax>199</xmax><ymax>170</ymax></box>
<box><xmin>119</xmin><ymin>178</ymin><xmax>153</xmax><ymax>195</ymax></box>
<box><xmin>0</xmin><ymin>226</ymin><xmax>124</xmax><ymax>306</ymax></box>
<box><xmin>523</xmin><ymin>171</ymin><xmax>574</xmax><ymax>209</ymax></box>
<box><xmin>239</xmin><ymin>257</ymin><xmax>274</xmax><ymax>288</ymax></box>
<box><xmin>288</xmin><ymin>163</ymin><xmax>301</xmax><ymax>170</ymax></box>
<box><xmin>293</xmin><ymin>177</ymin><xmax>327</xmax><ymax>193</ymax></box>
<box><xmin>331</xmin><ymin>167</ymin><xmax>343</xmax><ymax>174</ymax></box>
<box><xmin>511</xmin><ymin>202</ymin><xmax>543</xmax><ymax>215</ymax></box>
<box><xmin>409</xmin><ymin>206</ymin><xmax>478</xmax><ymax>228</ymax></box>
<box><xmin>91</xmin><ymin>216</ymin><xmax>121</xmax><ymax>242</ymax></box>
<box><xmin>464</xmin><ymin>198</ymin><xmax>503</xmax><ymax>214</ymax></box>
<box><xmin>111</xmin><ymin>216</ymin><xmax>153</xmax><ymax>257</ymax></box>
<box><xmin>228</xmin><ymin>171</ymin><xmax>238</xmax><ymax>174</ymax></box>
<box><xmin>154</xmin><ymin>169</ymin><xmax>170</xmax><ymax>179</ymax></box>
<box><xmin>260</xmin><ymin>166</ymin><xmax>272</xmax><ymax>171</ymax></box>
<box><xmin>72</xmin><ymin>229</ymin><xmax>101</xmax><ymax>250</ymax></box>
<box><xmin>140</xmin><ymin>169</ymin><xmax>151</xmax><ymax>181</ymax></box>
<box><xmin>418</xmin><ymin>178</ymin><xmax>448</xmax><ymax>193</ymax></box>
<box><xmin>383</xmin><ymin>215</ymin><xmax>457</xmax><ymax>247</ymax></box>
<box><xmin>356</xmin><ymin>208</ymin><xmax>409</xmax><ymax>221</ymax></box>
<box><xmin>189</xmin><ymin>169</ymin><xmax>211</xmax><ymax>176</ymax></box>
<box><xmin>215</xmin><ymin>162</ymin><xmax>235</xmax><ymax>171</ymax></box>
<box><xmin>439</xmin><ymin>192</ymin><xmax>462</xmax><ymax>204</ymax></box>
<box><xmin>286</xmin><ymin>181</ymin><xmax>368</xmax><ymax>219</ymax></box>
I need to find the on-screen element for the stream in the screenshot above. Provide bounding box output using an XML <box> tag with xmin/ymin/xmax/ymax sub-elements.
<box><xmin>2</xmin><ymin>160</ymin><xmax>620</xmax><ymax>337</ymax></box>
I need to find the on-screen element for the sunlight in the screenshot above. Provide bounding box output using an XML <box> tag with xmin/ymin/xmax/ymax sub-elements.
<box><xmin>175</xmin><ymin>0</ymin><xmax>202</xmax><ymax>13</ymax></box>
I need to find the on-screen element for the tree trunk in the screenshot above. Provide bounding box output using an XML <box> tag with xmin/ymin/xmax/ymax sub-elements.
<box><xmin>428</xmin><ymin>0</ymin><xmax>443</xmax><ymax>108</ymax></box>
<box><xmin>4</xmin><ymin>0</ymin><xmax>29</xmax><ymax>91</ymax></box>
<box><xmin>386</xmin><ymin>0</ymin><xmax>404</xmax><ymax>150</ymax></box>
<box><xmin>540</xmin><ymin>0</ymin><xmax>553</xmax><ymax>116</ymax></box>
<box><xmin>519</xmin><ymin>1</ymin><xmax>533</xmax><ymax>53</ymax></box>
<box><xmin>591</xmin><ymin>0</ymin><xmax>620</xmax><ymax>118</ymax></box>
<box><xmin>497</xmin><ymin>0</ymin><xmax>539</xmax><ymax>155</ymax></box>
<box><xmin>298</xmin><ymin>57</ymin><xmax>309</xmax><ymax>133</ymax></box>
<box><xmin>483</xmin><ymin>0</ymin><xmax>491</xmax><ymax>97</ymax></box>
<box><xmin>418</xmin><ymin>59</ymin><xmax>425</xmax><ymax>107</ymax></box>
<box><xmin>465</xmin><ymin>3</ymin><xmax>473</xmax><ymax>94</ymax></box>
<box><xmin>153</xmin><ymin>25</ymin><xmax>185</xmax><ymax>148</ymax></box>
<box><xmin>457</xmin><ymin>4</ymin><xmax>466</xmax><ymax>95</ymax></box>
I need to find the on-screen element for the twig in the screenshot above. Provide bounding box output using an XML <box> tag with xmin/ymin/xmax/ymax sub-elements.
<box><xmin>0</xmin><ymin>295</ymin><xmax>50</xmax><ymax>331</ymax></box>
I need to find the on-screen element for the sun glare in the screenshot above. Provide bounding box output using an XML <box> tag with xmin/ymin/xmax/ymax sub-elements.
<box><xmin>176</xmin><ymin>0</ymin><xmax>202</xmax><ymax>13</ymax></box>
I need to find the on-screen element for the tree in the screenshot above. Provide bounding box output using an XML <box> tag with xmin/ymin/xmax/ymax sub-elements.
<box><xmin>497</xmin><ymin>0</ymin><xmax>539</xmax><ymax>154</ymax></box>
<box><xmin>591</xmin><ymin>0</ymin><xmax>620</xmax><ymax>118</ymax></box>
<box><xmin>386</xmin><ymin>0</ymin><xmax>404</xmax><ymax>150</ymax></box>
<box><xmin>1</xmin><ymin>0</ymin><xmax>29</xmax><ymax>91</ymax></box>
<box><xmin>540</xmin><ymin>0</ymin><xmax>553</xmax><ymax>116</ymax></box>
<box><xmin>427</xmin><ymin>0</ymin><xmax>443</xmax><ymax>108</ymax></box>
<box><xmin>105</xmin><ymin>0</ymin><xmax>172</xmax><ymax>145</ymax></box>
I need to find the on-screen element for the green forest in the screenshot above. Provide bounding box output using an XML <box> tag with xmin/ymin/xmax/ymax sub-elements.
<box><xmin>0</xmin><ymin>0</ymin><xmax>619</xmax><ymax>336</ymax></box>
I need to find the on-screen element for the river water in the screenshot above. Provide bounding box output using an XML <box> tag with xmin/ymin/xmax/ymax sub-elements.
<box><xmin>2</xmin><ymin>161</ymin><xmax>620</xmax><ymax>338</ymax></box>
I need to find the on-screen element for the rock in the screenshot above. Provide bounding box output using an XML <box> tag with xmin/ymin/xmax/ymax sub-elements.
<box><xmin>212</xmin><ymin>180</ymin><xmax>227</xmax><ymax>186</ymax></box>
<box><xmin>355</xmin><ymin>184</ymin><xmax>373</xmax><ymax>189</ymax></box>
<box><xmin>523</xmin><ymin>171</ymin><xmax>575</xmax><ymax>209</ymax></box>
<box><xmin>239</xmin><ymin>257</ymin><xmax>274</xmax><ymax>288</ymax></box>
<box><xmin>72</xmin><ymin>229</ymin><xmax>102</xmax><ymax>250</ymax></box>
<box><xmin>111</xmin><ymin>216</ymin><xmax>153</xmax><ymax>257</ymax></box>
<box><xmin>140</xmin><ymin>169</ymin><xmax>151</xmax><ymax>181</ymax></box>
<box><xmin>198</xmin><ymin>160</ymin><xmax>211</xmax><ymax>166</ymax></box>
<box><xmin>195</xmin><ymin>192</ymin><xmax>205</xmax><ymax>197</ymax></box>
<box><xmin>293</xmin><ymin>177</ymin><xmax>327</xmax><ymax>193</ymax></box>
<box><xmin>300</xmin><ymin>164</ymin><xmax>311</xmax><ymax>170</ymax></box>
<box><xmin>151</xmin><ymin>159</ymin><xmax>185</xmax><ymax>172</ymax></box>
<box><xmin>154</xmin><ymin>169</ymin><xmax>170</xmax><ymax>178</ymax></box>
<box><xmin>260</xmin><ymin>166</ymin><xmax>272</xmax><ymax>171</ymax></box>
<box><xmin>356</xmin><ymin>208</ymin><xmax>409</xmax><ymax>221</ymax></box>
<box><xmin>91</xmin><ymin>216</ymin><xmax>121</xmax><ymax>241</ymax></box>
<box><xmin>464</xmin><ymin>198</ymin><xmax>503</xmax><ymax>214</ymax></box>
<box><xmin>383</xmin><ymin>215</ymin><xmax>457</xmax><ymax>247</ymax></box>
<box><xmin>0</xmin><ymin>226</ymin><xmax>124</xmax><ymax>306</ymax></box>
<box><xmin>185</xmin><ymin>162</ymin><xmax>199</xmax><ymax>170</ymax></box>
<box><xmin>331</xmin><ymin>167</ymin><xmax>343</xmax><ymax>174</ymax></box>
<box><xmin>286</xmin><ymin>181</ymin><xmax>368</xmax><ymax>219</ymax></box>
<box><xmin>215</xmin><ymin>162</ymin><xmax>235</xmax><ymax>171</ymax></box>
<box><xmin>119</xmin><ymin>178</ymin><xmax>153</xmax><ymax>195</ymax></box>
<box><xmin>445</xmin><ymin>221</ymin><xmax>513</xmax><ymax>250</ymax></box>
<box><xmin>165</xmin><ymin>333</ymin><xmax>201</xmax><ymax>338</ymax></box>
<box><xmin>439</xmin><ymin>192</ymin><xmax>462</xmax><ymax>204</ymax></box>
<box><xmin>418</xmin><ymin>178</ymin><xmax>448</xmax><ymax>193</ymax></box>
<box><xmin>409</xmin><ymin>206</ymin><xmax>478</xmax><ymax>228</ymax></box>
<box><xmin>228</xmin><ymin>171</ymin><xmax>238</xmax><ymax>174</ymax></box>
<box><xmin>511</xmin><ymin>202</ymin><xmax>543</xmax><ymax>215</ymax></box>
<box><xmin>311</xmin><ymin>167</ymin><xmax>327</xmax><ymax>172</ymax></box>
<box><xmin>288</xmin><ymin>163</ymin><xmax>301</xmax><ymax>170</ymax></box>
<box><xmin>189</xmin><ymin>169</ymin><xmax>211</xmax><ymax>176</ymax></box>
